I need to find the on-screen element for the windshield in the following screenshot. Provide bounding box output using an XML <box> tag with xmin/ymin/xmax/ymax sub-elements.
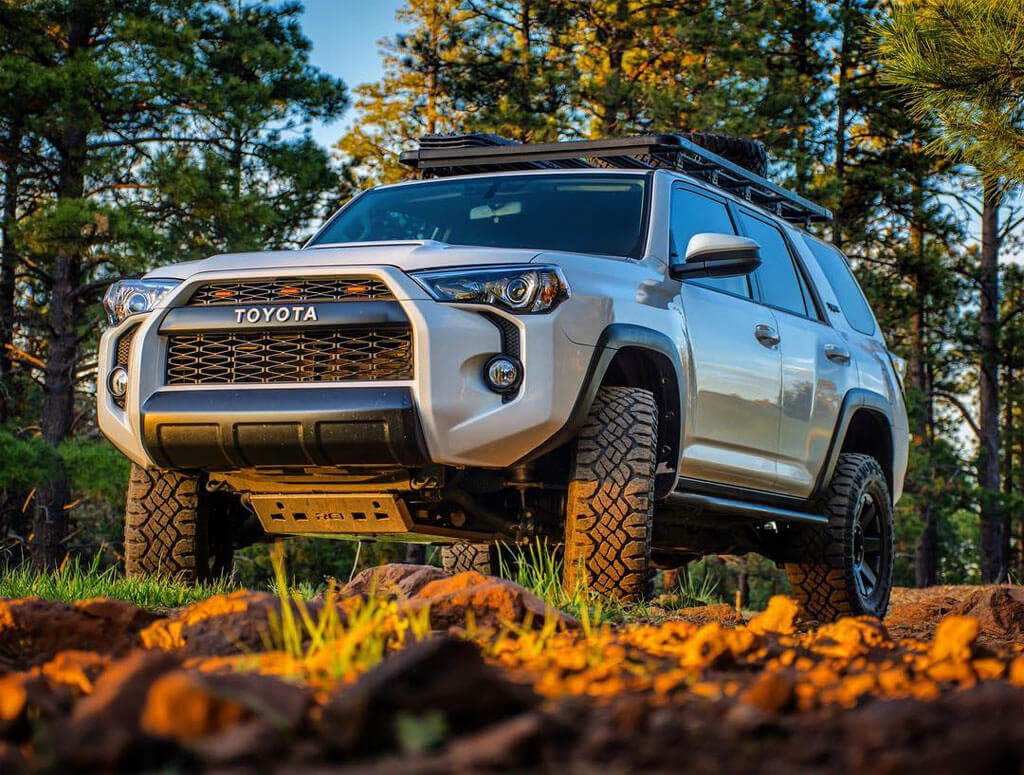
<box><xmin>310</xmin><ymin>173</ymin><xmax>649</xmax><ymax>258</ymax></box>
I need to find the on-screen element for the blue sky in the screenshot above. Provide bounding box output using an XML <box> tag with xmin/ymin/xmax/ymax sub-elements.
<box><xmin>299</xmin><ymin>0</ymin><xmax>407</xmax><ymax>148</ymax></box>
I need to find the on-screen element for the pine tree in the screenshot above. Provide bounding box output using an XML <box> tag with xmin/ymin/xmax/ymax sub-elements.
<box><xmin>0</xmin><ymin>0</ymin><xmax>346</xmax><ymax>567</ymax></box>
<box><xmin>879</xmin><ymin>0</ymin><xmax>1021</xmax><ymax>581</ymax></box>
<box><xmin>877</xmin><ymin>0</ymin><xmax>1024</xmax><ymax>185</ymax></box>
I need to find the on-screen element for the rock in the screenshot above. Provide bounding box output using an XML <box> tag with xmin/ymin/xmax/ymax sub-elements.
<box><xmin>739</xmin><ymin>671</ymin><xmax>796</xmax><ymax>714</ymax></box>
<box><xmin>929</xmin><ymin>616</ymin><xmax>979</xmax><ymax>662</ymax></box>
<box><xmin>140</xmin><ymin>671</ymin><xmax>249</xmax><ymax>742</ymax></box>
<box><xmin>319</xmin><ymin>636</ymin><xmax>538</xmax><ymax>757</ymax></box>
<box><xmin>189</xmin><ymin>719</ymin><xmax>285</xmax><ymax>766</ymax></box>
<box><xmin>0</xmin><ymin>672</ymin><xmax>66</xmax><ymax>738</ymax></box>
<box><xmin>402</xmin><ymin>571</ymin><xmax>578</xmax><ymax>631</ymax></box>
<box><xmin>141</xmin><ymin>670</ymin><xmax>311</xmax><ymax>742</ymax></box>
<box><xmin>0</xmin><ymin>597</ymin><xmax>156</xmax><ymax>671</ymax></box>
<box><xmin>343</xmin><ymin>564</ymin><xmax>450</xmax><ymax>599</ymax></box>
<box><xmin>40</xmin><ymin>650</ymin><xmax>111</xmax><ymax>695</ymax></box>
<box><xmin>672</xmin><ymin>603</ymin><xmax>743</xmax><ymax>627</ymax></box>
<box><xmin>53</xmin><ymin>649</ymin><xmax>181</xmax><ymax>770</ymax></box>
<box><xmin>442</xmin><ymin>712</ymin><xmax>551</xmax><ymax>770</ymax></box>
<box><xmin>747</xmin><ymin>596</ymin><xmax>799</xmax><ymax>636</ymax></box>
<box><xmin>140</xmin><ymin>590</ymin><xmax>319</xmax><ymax>656</ymax></box>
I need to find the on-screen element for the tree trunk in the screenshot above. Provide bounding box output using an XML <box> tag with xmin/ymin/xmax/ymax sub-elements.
<box><xmin>0</xmin><ymin>126</ymin><xmax>21</xmax><ymax>420</ymax></box>
<box><xmin>904</xmin><ymin>146</ymin><xmax>937</xmax><ymax>587</ymax></box>
<box><xmin>978</xmin><ymin>179</ymin><xmax>1003</xmax><ymax>582</ymax></box>
<box><xmin>32</xmin><ymin>32</ymin><xmax>89</xmax><ymax>567</ymax></box>
<box><xmin>832</xmin><ymin>0</ymin><xmax>850</xmax><ymax>250</ymax></box>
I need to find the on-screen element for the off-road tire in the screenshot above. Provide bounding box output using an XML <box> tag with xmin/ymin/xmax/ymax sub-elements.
<box><xmin>441</xmin><ymin>543</ymin><xmax>497</xmax><ymax>575</ymax></box>
<box><xmin>681</xmin><ymin>132</ymin><xmax>769</xmax><ymax>177</ymax></box>
<box><xmin>563</xmin><ymin>386</ymin><xmax>658</xmax><ymax>602</ymax></box>
<box><xmin>785</xmin><ymin>453</ymin><xmax>894</xmax><ymax>621</ymax></box>
<box><xmin>124</xmin><ymin>464</ymin><xmax>234</xmax><ymax>582</ymax></box>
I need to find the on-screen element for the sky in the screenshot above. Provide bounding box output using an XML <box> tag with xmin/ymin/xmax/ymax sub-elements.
<box><xmin>298</xmin><ymin>0</ymin><xmax>407</xmax><ymax>148</ymax></box>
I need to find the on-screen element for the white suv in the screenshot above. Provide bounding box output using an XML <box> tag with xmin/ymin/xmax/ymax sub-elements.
<box><xmin>98</xmin><ymin>134</ymin><xmax>908</xmax><ymax>620</ymax></box>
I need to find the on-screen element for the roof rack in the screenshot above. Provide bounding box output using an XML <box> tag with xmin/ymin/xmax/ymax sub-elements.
<box><xmin>400</xmin><ymin>133</ymin><xmax>831</xmax><ymax>225</ymax></box>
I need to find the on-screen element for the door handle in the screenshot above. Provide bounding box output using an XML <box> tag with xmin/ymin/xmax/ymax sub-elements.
<box><xmin>754</xmin><ymin>324</ymin><xmax>780</xmax><ymax>348</ymax></box>
<box><xmin>825</xmin><ymin>343</ymin><xmax>851</xmax><ymax>364</ymax></box>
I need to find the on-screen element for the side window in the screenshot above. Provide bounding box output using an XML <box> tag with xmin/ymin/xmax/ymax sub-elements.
<box><xmin>804</xmin><ymin>236</ymin><xmax>876</xmax><ymax>335</ymax></box>
<box><xmin>670</xmin><ymin>186</ymin><xmax>750</xmax><ymax>298</ymax></box>
<box><xmin>737</xmin><ymin>210</ymin><xmax>808</xmax><ymax>317</ymax></box>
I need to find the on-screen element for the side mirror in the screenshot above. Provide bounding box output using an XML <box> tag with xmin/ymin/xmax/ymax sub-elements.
<box><xmin>669</xmin><ymin>233</ymin><xmax>761</xmax><ymax>280</ymax></box>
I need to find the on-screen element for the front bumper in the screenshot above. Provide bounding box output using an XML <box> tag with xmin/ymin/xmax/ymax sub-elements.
<box><xmin>141</xmin><ymin>386</ymin><xmax>427</xmax><ymax>468</ymax></box>
<box><xmin>97</xmin><ymin>264</ymin><xmax>596</xmax><ymax>470</ymax></box>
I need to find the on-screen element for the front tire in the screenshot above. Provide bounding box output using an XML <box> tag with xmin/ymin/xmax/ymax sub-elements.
<box><xmin>785</xmin><ymin>453</ymin><xmax>894</xmax><ymax>620</ymax></box>
<box><xmin>124</xmin><ymin>464</ymin><xmax>234</xmax><ymax>582</ymax></box>
<box><xmin>563</xmin><ymin>386</ymin><xmax>657</xmax><ymax>602</ymax></box>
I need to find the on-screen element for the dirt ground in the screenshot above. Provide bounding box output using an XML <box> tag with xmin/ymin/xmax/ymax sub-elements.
<box><xmin>1</xmin><ymin>569</ymin><xmax>1023</xmax><ymax>773</ymax></box>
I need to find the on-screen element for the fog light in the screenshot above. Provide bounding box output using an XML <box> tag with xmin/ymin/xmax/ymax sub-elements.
<box><xmin>484</xmin><ymin>355</ymin><xmax>522</xmax><ymax>394</ymax></box>
<box><xmin>108</xmin><ymin>366</ymin><xmax>129</xmax><ymax>398</ymax></box>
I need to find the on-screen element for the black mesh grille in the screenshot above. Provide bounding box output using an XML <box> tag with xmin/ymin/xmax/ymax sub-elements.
<box><xmin>166</xmin><ymin>327</ymin><xmax>413</xmax><ymax>385</ymax></box>
<box><xmin>188</xmin><ymin>277</ymin><xmax>394</xmax><ymax>305</ymax></box>
<box><xmin>112</xmin><ymin>327</ymin><xmax>137</xmax><ymax>408</ymax></box>
<box><xmin>116</xmin><ymin>328</ymin><xmax>136</xmax><ymax>367</ymax></box>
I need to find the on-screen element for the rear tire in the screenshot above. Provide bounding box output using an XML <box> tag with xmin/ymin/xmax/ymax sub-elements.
<box><xmin>124</xmin><ymin>464</ymin><xmax>234</xmax><ymax>582</ymax></box>
<box><xmin>563</xmin><ymin>386</ymin><xmax>657</xmax><ymax>602</ymax></box>
<box><xmin>785</xmin><ymin>453</ymin><xmax>894</xmax><ymax>621</ymax></box>
<box><xmin>441</xmin><ymin>543</ymin><xmax>497</xmax><ymax>575</ymax></box>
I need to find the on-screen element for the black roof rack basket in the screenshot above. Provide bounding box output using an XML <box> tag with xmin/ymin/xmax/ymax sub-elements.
<box><xmin>400</xmin><ymin>133</ymin><xmax>831</xmax><ymax>225</ymax></box>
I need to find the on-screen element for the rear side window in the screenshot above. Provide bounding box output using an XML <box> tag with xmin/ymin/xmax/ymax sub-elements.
<box><xmin>804</xmin><ymin>237</ymin><xmax>876</xmax><ymax>335</ymax></box>
<box><xmin>670</xmin><ymin>186</ymin><xmax>750</xmax><ymax>298</ymax></box>
<box><xmin>736</xmin><ymin>210</ymin><xmax>808</xmax><ymax>317</ymax></box>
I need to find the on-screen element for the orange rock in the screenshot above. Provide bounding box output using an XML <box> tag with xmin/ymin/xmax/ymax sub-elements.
<box><xmin>40</xmin><ymin>650</ymin><xmax>110</xmax><ymax>695</ymax></box>
<box><xmin>1008</xmin><ymin>656</ymin><xmax>1024</xmax><ymax>687</ymax></box>
<box><xmin>141</xmin><ymin>671</ymin><xmax>249</xmax><ymax>741</ymax></box>
<box><xmin>929</xmin><ymin>616</ymin><xmax>979</xmax><ymax>662</ymax></box>
<box><xmin>678</xmin><ymin>623</ymin><xmax>730</xmax><ymax>668</ymax></box>
<box><xmin>739</xmin><ymin>671</ymin><xmax>795</xmax><ymax>713</ymax></box>
<box><xmin>0</xmin><ymin>675</ymin><xmax>29</xmax><ymax>722</ymax></box>
<box><xmin>812</xmin><ymin>616</ymin><xmax>890</xmax><ymax>658</ymax></box>
<box><xmin>747</xmin><ymin>596</ymin><xmax>798</xmax><ymax>636</ymax></box>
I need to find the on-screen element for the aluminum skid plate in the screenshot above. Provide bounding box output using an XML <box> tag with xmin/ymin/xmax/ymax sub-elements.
<box><xmin>249</xmin><ymin>493</ymin><xmax>413</xmax><ymax>536</ymax></box>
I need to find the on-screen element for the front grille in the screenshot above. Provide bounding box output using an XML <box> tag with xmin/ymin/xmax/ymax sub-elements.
<box><xmin>166</xmin><ymin>327</ymin><xmax>413</xmax><ymax>385</ymax></box>
<box><xmin>188</xmin><ymin>277</ymin><xmax>394</xmax><ymax>306</ymax></box>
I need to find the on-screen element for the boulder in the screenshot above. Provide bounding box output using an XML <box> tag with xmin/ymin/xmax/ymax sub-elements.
<box><xmin>140</xmin><ymin>590</ymin><xmax>321</xmax><ymax>656</ymax></box>
<box><xmin>0</xmin><ymin>597</ymin><xmax>156</xmax><ymax>672</ymax></box>
<box><xmin>141</xmin><ymin>669</ymin><xmax>311</xmax><ymax>742</ymax></box>
<box><xmin>53</xmin><ymin>649</ymin><xmax>181</xmax><ymax>770</ymax></box>
<box><xmin>402</xmin><ymin>571</ymin><xmax>578</xmax><ymax>631</ymax></box>
<box><xmin>343</xmin><ymin>564</ymin><xmax>450</xmax><ymax>600</ymax></box>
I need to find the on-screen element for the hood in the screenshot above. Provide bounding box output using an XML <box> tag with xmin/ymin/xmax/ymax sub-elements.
<box><xmin>145</xmin><ymin>241</ymin><xmax>543</xmax><ymax>279</ymax></box>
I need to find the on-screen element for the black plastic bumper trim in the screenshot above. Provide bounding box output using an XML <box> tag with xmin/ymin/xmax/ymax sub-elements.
<box><xmin>141</xmin><ymin>386</ymin><xmax>428</xmax><ymax>469</ymax></box>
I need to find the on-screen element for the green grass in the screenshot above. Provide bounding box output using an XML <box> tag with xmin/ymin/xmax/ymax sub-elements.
<box><xmin>0</xmin><ymin>554</ymin><xmax>236</xmax><ymax>608</ymax></box>
<box><xmin>498</xmin><ymin>540</ymin><xmax>727</xmax><ymax>626</ymax></box>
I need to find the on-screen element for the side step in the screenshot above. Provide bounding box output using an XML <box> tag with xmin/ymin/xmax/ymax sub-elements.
<box><xmin>664</xmin><ymin>491</ymin><xmax>828</xmax><ymax>526</ymax></box>
<box><xmin>248</xmin><ymin>493</ymin><xmax>414</xmax><ymax>536</ymax></box>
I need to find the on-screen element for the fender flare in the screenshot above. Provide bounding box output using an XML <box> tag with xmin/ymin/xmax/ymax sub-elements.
<box><xmin>811</xmin><ymin>388</ymin><xmax>896</xmax><ymax>500</ymax></box>
<box><xmin>517</xmin><ymin>323</ymin><xmax>686</xmax><ymax>492</ymax></box>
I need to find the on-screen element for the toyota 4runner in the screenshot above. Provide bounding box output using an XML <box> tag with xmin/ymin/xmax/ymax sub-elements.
<box><xmin>98</xmin><ymin>134</ymin><xmax>908</xmax><ymax>620</ymax></box>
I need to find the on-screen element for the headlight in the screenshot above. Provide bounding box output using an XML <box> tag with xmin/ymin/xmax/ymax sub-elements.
<box><xmin>102</xmin><ymin>279</ymin><xmax>181</xmax><ymax>325</ymax></box>
<box><xmin>411</xmin><ymin>265</ymin><xmax>569</xmax><ymax>313</ymax></box>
